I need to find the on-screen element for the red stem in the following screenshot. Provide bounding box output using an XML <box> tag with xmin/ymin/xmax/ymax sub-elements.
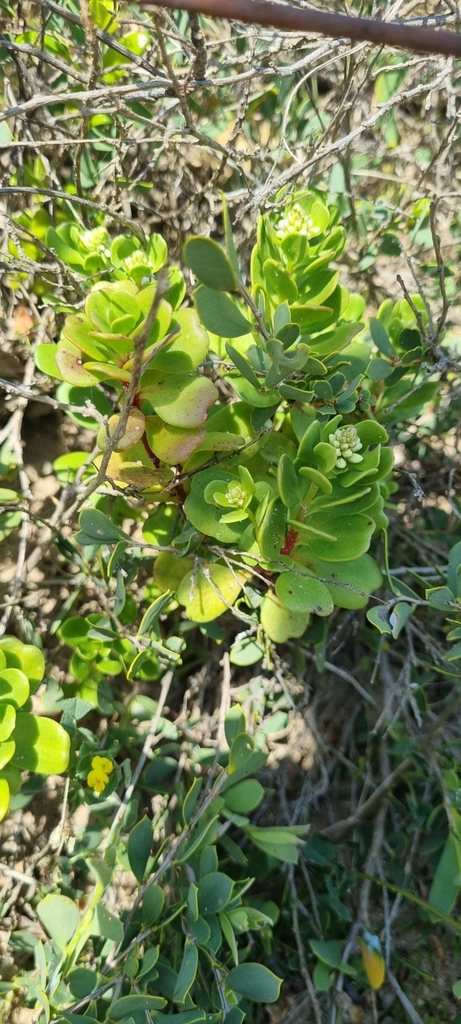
<box><xmin>280</xmin><ymin>527</ymin><xmax>299</xmax><ymax>557</ymax></box>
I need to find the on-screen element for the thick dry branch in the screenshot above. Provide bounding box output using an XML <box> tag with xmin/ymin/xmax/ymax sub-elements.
<box><xmin>140</xmin><ymin>0</ymin><xmax>461</xmax><ymax>58</ymax></box>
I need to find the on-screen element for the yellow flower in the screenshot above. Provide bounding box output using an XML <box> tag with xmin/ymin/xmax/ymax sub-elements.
<box><xmin>87</xmin><ymin>755</ymin><xmax>114</xmax><ymax>794</ymax></box>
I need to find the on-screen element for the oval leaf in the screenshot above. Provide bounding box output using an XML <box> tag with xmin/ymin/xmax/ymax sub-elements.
<box><xmin>127</xmin><ymin>815</ymin><xmax>153</xmax><ymax>883</ymax></box>
<box><xmin>194</xmin><ymin>286</ymin><xmax>252</xmax><ymax>338</ymax></box>
<box><xmin>275</xmin><ymin>571</ymin><xmax>334</xmax><ymax>616</ymax></box>
<box><xmin>12</xmin><ymin>714</ymin><xmax>70</xmax><ymax>773</ymax></box>
<box><xmin>37</xmin><ymin>894</ymin><xmax>80</xmax><ymax>948</ymax></box>
<box><xmin>184</xmin><ymin>236</ymin><xmax>237</xmax><ymax>291</ymax></box>
<box><xmin>226</xmin><ymin>964</ymin><xmax>282</xmax><ymax>1003</ymax></box>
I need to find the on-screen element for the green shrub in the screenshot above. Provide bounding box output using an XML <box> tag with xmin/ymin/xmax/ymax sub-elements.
<box><xmin>33</xmin><ymin>190</ymin><xmax>440</xmax><ymax>659</ymax></box>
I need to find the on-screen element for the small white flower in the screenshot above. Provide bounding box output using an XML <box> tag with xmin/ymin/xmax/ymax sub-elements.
<box><xmin>80</xmin><ymin>226</ymin><xmax>109</xmax><ymax>253</ymax></box>
<box><xmin>275</xmin><ymin>203</ymin><xmax>314</xmax><ymax>239</ymax></box>
<box><xmin>124</xmin><ymin>249</ymin><xmax>149</xmax><ymax>272</ymax></box>
<box><xmin>226</xmin><ymin>484</ymin><xmax>247</xmax><ymax>508</ymax></box>
<box><xmin>329</xmin><ymin>426</ymin><xmax>363</xmax><ymax>469</ymax></box>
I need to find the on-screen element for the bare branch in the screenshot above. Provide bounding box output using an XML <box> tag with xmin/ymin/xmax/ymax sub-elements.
<box><xmin>140</xmin><ymin>0</ymin><xmax>461</xmax><ymax>58</ymax></box>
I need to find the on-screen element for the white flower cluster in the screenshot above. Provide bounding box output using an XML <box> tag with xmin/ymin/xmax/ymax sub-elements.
<box><xmin>329</xmin><ymin>425</ymin><xmax>363</xmax><ymax>469</ymax></box>
<box><xmin>80</xmin><ymin>226</ymin><xmax>110</xmax><ymax>254</ymax></box>
<box><xmin>275</xmin><ymin>203</ymin><xmax>314</xmax><ymax>239</ymax></box>
<box><xmin>226</xmin><ymin>484</ymin><xmax>247</xmax><ymax>508</ymax></box>
<box><xmin>124</xmin><ymin>249</ymin><xmax>149</xmax><ymax>272</ymax></box>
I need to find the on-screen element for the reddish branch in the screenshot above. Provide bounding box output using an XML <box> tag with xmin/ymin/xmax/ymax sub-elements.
<box><xmin>140</xmin><ymin>0</ymin><xmax>461</xmax><ymax>59</ymax></box>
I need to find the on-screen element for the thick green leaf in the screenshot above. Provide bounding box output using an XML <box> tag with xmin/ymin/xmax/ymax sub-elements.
<box><xmin>226</xmin><ymin>343</ymin><xmax>261</xmax><ymax>390</ymax></box>
<box><xmin>369</xmin><ymin>317</ymin><xmax>396</xmax><ymax>358</ymax></box>
<box><xmin>275</xmin><ymin>571</ymin><xmax>334</xmax><ymax>616</ymax></box>
<box><xmin>0</xmin><ymin>777</ymin><xmax>10</xmax><ymax>821</ymax></box>
<box><xmin>229</xmin><ymin>637</ymin><xmax>265</xmax><ymax>666</ymax></box>
<box><xmin>176</xmin><ymin>564</ymin><xmax>244</xmax><ymax>623</ymax></box>
<box><xmin>77</xmin><ymin>509</ymin><xmax>129</xmax><ymax>544</ymax></box>
<box><xmin>184</xmin><ymin>236</ymin><xmax>238</xmax><ymax>291</ymax></box>
<box><xmin>0</xmin><ymin>638</ymin><xmax>44</xmax><ymax>693</ymax></box>
<box><xmin>194</xmin><ymin>286</ymin><xmax>252</xmax><ymax>338</ymax></box>
<box><xmin>55</xmin><ymin>337</ymin><xmax>100</xmax><ymax>386</ymax></box>
<box><xmin>12</xmin><ymin>714</ymin><xmax>70</xmax><ymax>773</ymax></box>
<box><xmin>0</xmin><ymin>740</ymin><xmax>15</xmax><ymax>771</ymax></box>
<box><xmin>197</xmin><ymin>872</ymin><xmax>234</xmax><ymax>915</ymax></box>
<box><xmin>68</xmin><ymin>968</ymin><xmax>99</xmax><ymax>999</ymax></box>
<box><xmin>225</xmin><ymin>374</ymin><xmax>279</xmax><ymax>407</ymax></box>
<box><xmin>226</xmin><ymin>963</ymin><xmax>282</xmax><ymax>1002</ymax></box>
<box><xmin>149</xmin><ymin>308</ymin><xmax>209</xmax><ymax>373</ymax></box>
<box><xmin>145</xmin><ymin>417</ymin><xmax>206</xmax><ymax>465</ymax></box>
<box><xmin>260</xmin><ymin>591</ymin><xmax>310</xmax><ymax>643</ymax></box>
<box><xmin>142</xmin><ymin>374</ymin><xmax>218</xmax><ymax>428</ymax></box>
<box><xmin>0</xmin><ymin>669</ymin><xmax>29</xmax><ymax>709</ymax></box>
<box><xmin>0</xmin><ymin>704</ymin><xmax>16</xmax><ymax>742</ymax></box>
<box><xmin>185</xmin><ymin>469</ymin><xmax>245</xmax><ymax>543</ymax></box>
<box><xmin>34</xmin><ymin>344</ymin><xmax>63</xmax><ymax>380</ymax></box>
<box><xmin>301</xmin><ymin>512</ymin><xmax>375</xmax><ymax>561</ymax></box>
<box><xmin>36</xmin><ymin>895</ymin><xmax>80</xmax><ymax>948</ymax></box>
<box><xmin>224</xmin><ymin>733</ymin><xmax>267</xmax><ymax>788</ymax></box>
<box><xmin>263</xmin><ymin>259</ymin><xmax>297</xmax><ymax>302</ymax></box>
<box><xmin>90</xmin><ymin>905</ymin><xmax>124</xmax><ymax>942</ymax></box>
<box><xmin>138</xmin><ymin>593</ymin><xmax>172</xmax><ymax>635</ymax></box>
<box><xmin>313</xmin><ymin>960</ymin><xmax>332</xmax><ymax>991</ymax></box>
<box><xmin>367</xmin><ymin>605</ymin><xmax>392</xmax><ymax>634</ymax></box>
<box><xmin>304</xmin><ymin>554</ymin><xmax>382</xmax><ymax>610</ymax></box>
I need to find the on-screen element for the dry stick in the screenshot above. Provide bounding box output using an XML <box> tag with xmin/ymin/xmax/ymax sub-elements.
<box><xmin>140</xmin><ymin>0</ymin><xmax>461</xmax><ymax>58</ymax></box>
<box><xmin>320</xmin><ymin>687</ymin><xmax>461</xmax><ymax>842</ymax></box>
<box><xmin>101</xmin><ymin>669</ymin><xmax>174</xmax><ymax>858</ymax></box>
<box><xmin>0</xmin><ymin>38</ymin><xmax>88</xmax><ymax>82</ymax></box>
<box><xmin>0</xmin><ymin>78</ymin><xmax>166</xmax><ymax>125</ymax></box>
<box><xmin>286</xmin><ymin>863</ymin><xmax>323</xmax><ymax>1024</ymax></box>
<box><xmin>386</xmin><ymin>969</ymin><xmax>425</xmax><ymax>1024</ymax></box>
<box><xmin>0</xmin><ymin>353</ymin><xmax>36</xmax><ymax>635</ymax></box>
<box><xmin>0</xmin><ymin>187</ymin><xmax>144</xmax><ymax>239</ymax></box>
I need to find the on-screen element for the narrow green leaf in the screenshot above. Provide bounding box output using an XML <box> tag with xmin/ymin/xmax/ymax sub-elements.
<box><xmin>277</xmin><ymin>454</ymin><xmax>301</xmax><ymax>508</ymax></box>
<box><xmin>108</xmin><ymin>995</ymin><xmax>166</xmax><ymax>1020</ymax></box>
<box><xmin>137</xmin><ymin>593</ymin><xmax>172</xmax><ymax>636</ymax></box>
<box><xmin>370</xmin><ymin>317</ymin><xmax>397</xmax><ymax>359</ymax></box>
<box><xmin>226</xmin><ymin>343</ymin><xmax>261</xmax><ymax>389</ymax></box>
<box><xmin>127</xmin><ymin>815</ymin><xmax>153</xmax><ymax>883</ymax></box>
<box><xmin>173</xmin><ymin>939</ymin><xmax>198</xmax><ymax>1003</ymax></box>
<box><xmin>224</xmin><ymin>704</ymin><xmax>247</xmax><ymax>747</ymax></box>
<box><xmin>428</xmin><ymin>832</ymin><xmax>461</xmax><ymax>919</ymax></box>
